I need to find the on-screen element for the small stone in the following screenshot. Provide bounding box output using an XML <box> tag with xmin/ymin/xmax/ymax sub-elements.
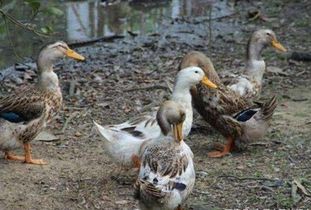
<box><xmin>274</xmin><ymin>167</ymin><xmax>280</xmax><ymax>172</ymax></box>
<box><xmin>236</xmin><ymin>165</ymin><xmax>244</xmax><ymax>170</ymax></box>
<box><xmin>75</xmin><ymin>131</ymin><xmax>82</xmax><ymax>137</ymax></box>
<box><xmin>115</xmin><ymin>200</ymin><xmax>128</xmax><ymax>205</ymax></box>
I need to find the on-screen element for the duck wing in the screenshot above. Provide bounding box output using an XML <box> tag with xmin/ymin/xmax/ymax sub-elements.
<box><xmin>135</xmin><ymin>142</ymin><xmax>191</xmax><ymax>202</ymax></box>
<box><xmin>0</xmin><ymin>87</ymin><xmax>45</xmax><ymax>123</ymax></box>
<box><xmin>106</xmin><ymin>108</ymin><xmax>162</xmax><ymax>140</ymax></box>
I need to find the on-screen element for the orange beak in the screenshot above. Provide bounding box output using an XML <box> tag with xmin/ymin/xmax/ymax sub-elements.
<box><xmin>173</xmin><ymin>122</ymin><xmax>183</xmax><ymax>142</ymax></box>
<box><xmin>65</xmin><ymin>48</ymin><xmax>85</xmax><ymax>61</ymax></box>
<box><xmin>201</xmin><ymin>76</ymin><xmax>218</xmax><ymax>89</ymax></box>
<box><xmin>271</xmin><ymin>39</ymin><xmax>287</xmax><ymax>52</ymax></box>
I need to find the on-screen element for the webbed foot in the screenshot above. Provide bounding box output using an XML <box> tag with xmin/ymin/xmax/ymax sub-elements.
<box><xmin>4</xmin><ymin>152</ymin><xmax>25</xmax><ymax>161</ymax></box>
<box><xmin>23</xmin><ymin>143</ymin><xmax>47</xmax><ymax>165</ymax></box>
<box><xmin>208</xmin><ymin>137</ymin><xmax>234</xmax><ymax>158</ymax></box>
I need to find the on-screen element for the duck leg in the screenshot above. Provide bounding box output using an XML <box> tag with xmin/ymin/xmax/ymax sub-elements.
<box><xmin>176</xmin><ymin>205</ymin><xmax>183</xmax><ymax>210</ymax></box>
<box><xmin>208</xmin><ymin>137</ymin><xmax>234</xmax><ymax>158</ymax></box>
<box><xmin>4</xmin><ymin>151</ymin><xmax>25</xmax><ymax>161</ymax></box>
<box><xmin>131</xmin><ymin>154</ymin><xmax>141</xmax><ymax>169</ymax></box>
<box><xmin>24</xmin><ymin>143</ymin><xmax>46</xmax><ymax>165</ymax></box>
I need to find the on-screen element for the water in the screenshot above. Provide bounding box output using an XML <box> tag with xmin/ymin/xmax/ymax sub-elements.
<box><xmin>0</xmin><ymin>0</ymin><xmax>229</xmax><ymax>69</ymax></box>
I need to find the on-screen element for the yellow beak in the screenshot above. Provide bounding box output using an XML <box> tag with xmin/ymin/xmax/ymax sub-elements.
<box><xmin>201</xmin><ymin>76</ymin><xmax>218</xmax><ymax>89</ymax></box>
<box><xmin>65</xmin><ymin>48</ymin><xmax>85</xmax><ymax>61</ymax></box>
<box><xmin>173</xmin><ymin>122</ymin><xmax>183</xmax><ymax>142</ymax></box>
<box><xmin>271</xmin><ymin>39</ymin><xmax>287</xmax><ymax>52</ymax></box>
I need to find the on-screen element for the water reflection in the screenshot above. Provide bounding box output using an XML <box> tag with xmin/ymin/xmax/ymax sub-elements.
<box><xmin>0</xmin><ymin>0</ymin><xmax>225</xmax><ymax>68</ymax></box>
<box><xmin>65</xmin><ymin>0</ymin><xmax>216</xmax><ymax>40</ymax></box>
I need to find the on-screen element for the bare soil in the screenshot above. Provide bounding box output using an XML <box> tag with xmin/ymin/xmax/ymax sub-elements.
<box><xmin>0</xmin><ymin>0</ymin><xmax>310</xmax><ymax>209</ymax></box>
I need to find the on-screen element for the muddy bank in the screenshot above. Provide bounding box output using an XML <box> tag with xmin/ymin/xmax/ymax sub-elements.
<box><xmin>0</xmin><ymin>0</ymin><xmax>311</xmax><ymax>209</ymax></box>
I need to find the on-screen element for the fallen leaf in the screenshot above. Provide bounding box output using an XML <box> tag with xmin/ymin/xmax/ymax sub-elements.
<box><xmin>293</xmin><ymin>179</ymin><xmax>311</xmax><ymax>197</ymax></box>
<box><xmin>291</xmin><ymin>180</ymin><xmax>301</xmax><ymax>204</ymax></box>
<box><xmin>35</xmin><ymin>131</ymin><xmax>59</xmax><ymax>142</ymax></box>
<box><xmin>115</xmin><ymin>200</ymin><xmax>128</xmax><ymax>205</ymax></box>
<box><xmin>75</xmin><ymin>131</ymin><xmax>82</xmax><ymax>137</ymax></box>
<box><xmin>267</xmin><ymin>66</ymin><xmax>289</xmax><ymax>76</ymax></box>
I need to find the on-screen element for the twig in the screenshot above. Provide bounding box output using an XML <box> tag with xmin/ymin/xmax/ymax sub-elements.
<box><xmin>68</xmin><ymin>35</ymin><xmax>125</xmax><ymax>48</ymax></box>
<box><xmin>248</xmin><ymin>10</ymin><xmax>261</xmax><ymax>22</ymax></box>
<box><xmin>124</xmin><ymin>85</ymin><xmax>169</xmax><ymax>92</ymax></box>
<box><xmin>217</xmin><ymin>174</ymin><xmax>279</xmax><ymax>182</ymax></box>
<box><xmin>3</xmin><ymin>15</ymin><xmax>22</xmax><ymax>60</ymax></box>
<box><xmin>193</xmin><ymin>189</ymin><xmax>210</xmax><ymax>195</ymax></box>
<box><xmin>292</xmin><ymin>98</ymin><xmax>308</xmax><ymax>102</ymax></box>
<box><xmin>293</xmin><ymin>179</ymin><xmax>311</xmax><ymax>197</ymax></box>
<box><xmin>193</xmin><ymin>12</ymin><xmax>237</xmax><ymax>23</ymax></box>
<box><xmin>164</xmin><ymin>79</ymin><xmax>173</xmax><ymax>93</ymax></box>
<box><xmin>208</xmin><ymin>6</ymin><xmax>212</xmax><ymax>46</ymax></box>
<box><xmin>0</xmin><ymin>9</ymin><xmax>48</xmax><ymax>37</ymax></box>
<box><xmin>296</xmin><ymin>70</ymin><xmax>306</xmax><ymax>76</ymax></box>
<box><xmin>249</xmin><ymin>142</ymin><xmax>270</xmax><ymax>147</ymax></box>
<box><xmin>61</xmin><ymin>111</ymin><xmax>80</xmax><ymax>133</ymax></box>
<box><xmin>212</xmin><ymin>12</ymin><xmax>237</xmax><ymax>21</ymax></box>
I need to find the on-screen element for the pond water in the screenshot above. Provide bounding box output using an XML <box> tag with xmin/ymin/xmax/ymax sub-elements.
<box><xmin>0</xmin><ymin>0</ymin><xmax>230</xmax><ymax>69</ymax></box>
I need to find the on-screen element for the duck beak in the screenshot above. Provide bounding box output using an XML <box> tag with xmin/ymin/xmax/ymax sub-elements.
<box><xmin>271</xmin><ymin>39</ymin><xmax>287</xmax><ymax>52</ymax></box>
<box><xmin>173</xmin><ymin>122</ymin><xmax>183</xmax><ymax>142</ymax></box>
<box><xmin>65</xmin><ymin>48</ymin><xmax>85</xmax><ymax>61</ymax></box>
<box><xmin>201</xmin><ymin>76</ymin><xmax>218</xmax><ymax>89</ymax></box>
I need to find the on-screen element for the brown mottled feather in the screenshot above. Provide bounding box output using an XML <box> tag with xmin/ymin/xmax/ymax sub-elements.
<box><xmin>18</xmin><ymin>103</ymin><xmax>52</xmax><ymax>143</ymax></box>
<box><xmin>0</xmin><ymin>86</ymin><xmax>62</xmax><ymax>119</ymax></box>
<box><xmin>260</xmin><ymin>95</ymin><xmax>277</xmax><ymax>121</ymax></box>
<box><xmin>143</xmin><ymin>142</ymin><xmax>188</xmax><ymax>177</ymax></box>
<box><xmin>0</xmin><ymin>85</ymin><xmax>62</xmax><ymax>145</ymax></box>
<box><xmin>135</xmin><ymin>179</ymin><xmax>165</xmax><ymax>199</ymax></box>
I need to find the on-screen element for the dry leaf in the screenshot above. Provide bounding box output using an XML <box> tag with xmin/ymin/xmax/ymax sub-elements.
<box><xmin>35</xmin><ymin>131</ymin><xmax>59</xmax><ymax>142</ymax></box>
<box><xmin>293</xmin><ymin>179</ymin><xmax>311</xmax><ymax>197</ymax></box>
<box><xmin>267</xmin><ymin>66</ymin><xmax>289</xmax><ymax>76</ymax></box>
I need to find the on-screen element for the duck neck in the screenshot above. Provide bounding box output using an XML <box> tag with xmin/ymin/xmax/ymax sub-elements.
<box><xmin>170</xmin><ymin>83</ymin><xmax>193</xmax><ymax>136</ymax></box>
<box><xmin>36</xmin><ymin>59</ymin><xmax>60</xmax><ymax>93</ymax></box>
<box><xmin>245</xmin><ymin>39</ymin><xmax>266</xmax><ymax>84</ymax></box>
<box><xmin>171</xmin><ymin>83</ymin><xmax>192</xmax><ymax>106</ymax></box>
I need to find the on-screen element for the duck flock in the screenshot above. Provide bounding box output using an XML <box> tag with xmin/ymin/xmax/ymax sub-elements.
<box><xmin>0</xmin><ymin>29</ymin><xmax>287</xmax><ymax>210</ymax></box>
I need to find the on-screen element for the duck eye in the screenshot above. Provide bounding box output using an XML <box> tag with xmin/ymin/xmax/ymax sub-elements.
<box><xmin>194</xmin><ymin>70</ymin><xmax>199</xmax><ymax>74</ymax></box>
<box><xmin>266</xmin><ymin>32</ymin><xmax>271</xmax><ymax>36</ymax></box>
<box><xmin>60</xmin><ymin>45</ymin><xmax>67</xmax><ymax>50</ymax></box>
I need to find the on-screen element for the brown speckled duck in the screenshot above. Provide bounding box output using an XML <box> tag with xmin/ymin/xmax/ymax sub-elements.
<box><xmin>179</xmin><ymin>53</ymin><xmax>277</xmax><ymax>158</ymax></box>
<box><xmin>225</xmin><ymin>29</ymin><xmax>286</xmax><ymax>98</ymax></box>
<box><xmin>134</xmin><ymin>100</ymin><xmax>195</xmax><ymax>210</ymax></box>
<box><xmin>0</xmin><ymin>41</ymin><xmax>85</xmax><ymax>164</ymax></box>
<box><xmin>183</xmin><ymin>29</ymin><xmax>286</xmax><ymax>99</ymax></box>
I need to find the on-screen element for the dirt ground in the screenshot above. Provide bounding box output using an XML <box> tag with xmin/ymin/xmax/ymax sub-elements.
<box><xmin>0</xmin><ymin>0</ymin><xmax>311</xmax><ymax>209</ymax></box>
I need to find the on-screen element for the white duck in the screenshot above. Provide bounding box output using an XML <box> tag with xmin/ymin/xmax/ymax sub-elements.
<box><xmin>134</xmin><ymin>100</ymin><xmax>195</xmax><ymax>210</ymax></box>
<box><xmin>94</xmin><ymin>66</ymin><xmax>217</xmax><ymax>167</ymax></box>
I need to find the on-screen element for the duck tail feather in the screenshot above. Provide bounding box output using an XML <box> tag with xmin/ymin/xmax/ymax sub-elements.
<box><xmin>261</xmin><ymin>95</ymin><xmax>277</xmax><ymax>121</ymax></box>
<box><xmin>93</xmin><ymin>121</ymin><xmax>113</xmax><ymax>142</ymax></box>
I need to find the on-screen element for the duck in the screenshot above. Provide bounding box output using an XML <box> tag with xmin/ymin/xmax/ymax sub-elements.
<box><xmin>134</xmin><ymin>100</ymin><xmax>195</xmax><ymax>210</ymax></box>
<box><xmin>179</xmin><ymin>54</ymin><xmax>277</xmax><ymax>158</ymax></box>
<box><xmin>180</xmin><ymin>29</ymin><xmax>286</xmax><ymax>99</ymax></box>
<box><xmin>0</xmin><ymin>41</ymin><xmax>85</xmax><ymax>164</ymax></box>
<box><xmin>94</xmin><ymin>66</ymin><xmax>217</xmax><ymax>167</ymax></box>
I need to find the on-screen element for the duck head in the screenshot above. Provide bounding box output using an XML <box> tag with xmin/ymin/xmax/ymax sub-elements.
<box><xmin>174</xmin><ymin>66</ymin><xmax>218</xmax><ymax>91</ymax></box>
<box><xmin>248</xmin><ymin>29</ymin><xmax>286</xmax><ymax>60</ymax></box>
<box><xmin>37</xmin><ymin>41</ymin><xmax>85</xmax><ymax>72</ymax></box>
<box><xmin>156</xmin><ymin>101</ymin><xmax>186</xmax><ymax>142</ymax></box>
